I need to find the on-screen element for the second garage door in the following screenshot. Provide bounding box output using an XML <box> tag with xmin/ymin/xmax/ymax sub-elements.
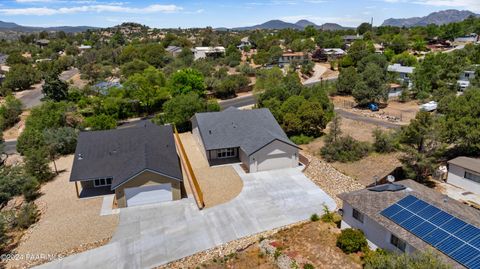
<box><xmin>125</xmin><ymin>184</ymin><xmax>172</xmax><ymax>207</ymax></box>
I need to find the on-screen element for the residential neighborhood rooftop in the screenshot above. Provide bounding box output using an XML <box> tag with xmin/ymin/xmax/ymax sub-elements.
<box><xmin>70</xmin><ymin>121</ymin><xmax>182</xmax><ymax>190</ymax></box>
<box><xmin>387</xmin><ymin>63</ymin><xmax>415</xmax><ymax>74</ymax></box>
<box><xmin>339</xmin><ymin>179</ymin><xmax>480</xmax><ymax>268</ymax></box>
<box><xmin>191</xmin><ymin>107</ymin><xmax>299</xmax><ymax>156</ymax></box>
<box><xmin>448</xmin><ymin>156</ymin><xmax>480</xmax><ymax>174</ymax></box>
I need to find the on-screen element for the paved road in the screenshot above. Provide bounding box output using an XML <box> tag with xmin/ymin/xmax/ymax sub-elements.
<box><xmin>219</xmin><ymin>94</ymin><xmax>256</xmax><ymax>109</ymax></box>
<box><xmin>37</xmin><ymin>165</ymin><xmax>336</xmax><ymax>269</ymax></box>
<box><xmin>303</xmin><ymin>63</ymin><xmax>328</xmax><ymax>85</ymax></box>
<box><xmin>59</xmin><ymin>68</ymin><xmax>79</xmax><ymax>82</ymax></box>
<box><xmin>335</xmin><ymin>108</ymin><xmax>402</xmax><ymax>129</ymax></box>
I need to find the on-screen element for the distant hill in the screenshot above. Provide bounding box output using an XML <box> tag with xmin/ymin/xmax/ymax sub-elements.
<box><xmin>231</xmin><ymin>19</ymin><xmax>349</xmax><ymax>31</ymax></box>
<box><xmin>382</xmin><ymin>9</ymin><xmax>479</xmax><ymax>27</ymax></box>
<box><xmin>0</xmin><ymin>20</ymin><xmax>97</xmax><ymax>33</ymax></box>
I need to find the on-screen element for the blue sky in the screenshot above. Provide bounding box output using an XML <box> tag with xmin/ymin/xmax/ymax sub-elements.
<box><xmin>0</xmin><ymin>0</ymin><xmax>478</xmax><ymax>28</ymax></box>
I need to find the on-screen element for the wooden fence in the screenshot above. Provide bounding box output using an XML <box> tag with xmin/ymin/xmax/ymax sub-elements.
<box><xmin>173</xmin><ymin>127</ymin><xmax>205</xmax><ymax>209</ymax></box>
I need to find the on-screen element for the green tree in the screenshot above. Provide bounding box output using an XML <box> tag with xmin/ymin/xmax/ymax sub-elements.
<box><xmin>348</xmin><ymin>40</ymin><xmax>375</xmax><ymax>66</ymax></box>
<box><xmin>399</xmin><ymin>111</ymin><xmax>445</xmax><ymax>181</ymax></box>
<box><xmin>392</xmin><ymin>52</ymin><xmax>417</xmax><ymax>67</ymax></box>
<box><xmin>389</xmin><ymin>34</ymin><xmax>409</xmax><ymax>54</ymax></box>
<box><xmin>168</xmin><ymin>68</ymin><xmax>206</xmax><ymax>96</ymax></box>
<box><xmin>0</xmin><ymin>95</ymin><xmax>22</xmax><ymax>130</ymax></box>
<box><xmin>157</xmin><ymin>93</ymin><xmax>213</xmax><ymax>131</ymax></box>
<box><xmin>336</xmin><ymin>67</ymin><xmax>358</xmax><ymax>95</ymax></box>
<box><xmin>85</xmin><ymin>114</ymin><xmax>117</xmax><ymax>131</ymax></box>
<box><xmin>24</xmin><ymin>147</ymin><xmax>54</xmax><ymax>182</ymax></box>
<box><xmin>357</xmin><ymin>22</ymin><xmax>372</xmax><ymax>35</ymax></box>
<box><xmin>3</xmin><ymin>64</ymin><xmax>40</xmax><ymax>91</ymax></box>
<box><xmin>123</xmin><ymin>67</ymin><xmax>170</xmax><ymax>114</ymax></box>
<box><xmin>42</xmin><ymin>76</ymin><xmax>69</xmax><ymax>102</ymax></box>
<box><xmin>6</xmin><ymin>52</ymin><xmax>30</xmax><ymax>65</ymax></box>
<box><xmin>225</xmin><ymin>45</ymin><xmax>241</xmax><ymax>67</ymax></box>
<box><xmin>353</xmin><ymin>63</ymin><xmax>388</xmax><ymax>106</ymax></box>
<box><xmin>121</xmin><ymin>59</ymin><xmax>151</xmax><ymax>79</ymax></box>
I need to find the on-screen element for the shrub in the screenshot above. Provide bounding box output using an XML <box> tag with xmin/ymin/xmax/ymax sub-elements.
<box><xmin>310</xmin><ymin>213</ymin><xmax>320</xmax><ymax>222</ymax></box>
<box><xmin>15</xmin><ymin>203</ymin><xmax>39</xmax><ymax>229</ymax></box>
<box><xmin>84</xmin><ymin>114</ymin><xmax>117</xmax><ymax>131</ymax></box>
<box><xmin>336</xmin><ymin>228</ymin><xmax>368</xmax><ymax>254</ymax></box>
<box><xmin>373</xmin><ymin>129</ymin><xmax>397</xmax><ymax>153</ymax></box>
<box><xmin>290</xmin><ymin>134</ymin><xmax>314</xmax><ymax>145</ymax></box>
<box><xmin>22</xmin><ymin>179</ymin><xmax>40</xmax><ymax>202</ymax></box>
<box><xmin>320</xmin><ymin>205</ymin><xmax>335</xmax><ymax>223</ymax></box>
<box><xmin>321</xmin><ymin>136</ymin><xmax>371</xmax><ymax>162</ymax></box>
<box><xmin>364</xmin><ymin>249</ymin><xmax>449</xmax><ymax>269</ymax></box>
<box><xmin>303</xmin><ymin>264</ymin><xmax>314</xmax><ymax>269</ymax></box>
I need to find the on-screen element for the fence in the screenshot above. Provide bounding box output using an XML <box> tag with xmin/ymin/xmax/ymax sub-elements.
<box><xmin>173</xmin><ymin>127</ymin><xmax>205</xmax><ymax>209</ymax></box>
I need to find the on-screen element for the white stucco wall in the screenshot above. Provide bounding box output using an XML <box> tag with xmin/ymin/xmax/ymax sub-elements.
<box><xmin>341</xmin><ymin>202</ymin><xmax>415</xmax><ymax>253</ymax></box>
<box><xmin>248</xmin><ymin>140</ymin><xmax>298</xmax><ymax>172</ymax></box>
<box><xmin>447</xmin><ymin>164</ymin><xmax>480</xmax><ymax>195</ymax></box>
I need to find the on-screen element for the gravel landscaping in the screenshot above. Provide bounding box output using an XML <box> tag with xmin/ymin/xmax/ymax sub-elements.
<box><xmin>302</xmin><ymin>152</ymin><xmax>364</xmax><ymax>208</ymax></box>
<box><xmin>179</xmin><ymin>132</ymin><xmax>243</xmax><ymax>208</ymax></box>
<box><xmin>6</xmin><ymin>155</ymin><xmax>118</xmax><ymax>268</ymax></box>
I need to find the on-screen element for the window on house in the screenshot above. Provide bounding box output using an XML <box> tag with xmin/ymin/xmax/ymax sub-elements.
<box><xmin>94</xmin><ymin>177</ymin><xmax>113</xmax><ymax>187</ymax></box>
<box><xmin>465</xmin><ymin>171</ymin><xmax>480</xmax><ymax>184</ymax></box>
<box><xmin>390</xmin><ymin>234</ymin><xmax>406</xmax><ymax>252</ymax></box>
<box><xmin>352</xmin><ymin>208</ymin><xmax>364</xmax><ymax>223</ymax></box>
<box><xmin>216</xmin><ymin>148</ymin><xmax>236</xmax><ymax>159</ymax></box>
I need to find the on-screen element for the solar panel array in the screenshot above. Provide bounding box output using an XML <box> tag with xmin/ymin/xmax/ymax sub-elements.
<box><xmin>381</xmin><ymin>195</ymin><xmax>480</xmax><ymax>269</ymax></box>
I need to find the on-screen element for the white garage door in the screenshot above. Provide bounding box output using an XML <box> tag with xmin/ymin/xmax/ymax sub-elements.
<box><xmin>257</xmin><ymin>154</ymin><xmax>292</xmax><ymax>172</ymax></box>
<box><xmin>125</xmin><ymin>184</ymin><xmax>172</xmax><ymax>207</ymax></box>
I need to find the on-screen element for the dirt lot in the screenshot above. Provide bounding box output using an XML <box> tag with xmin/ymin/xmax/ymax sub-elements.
<box><xmin>179</xmin><ymin>132</ymin><xmax>243</xmax><ymax>208</ymax></box>
<box><xmin>302</xmin><ymin>115</ymin><xmax>402</xmax><ymax>187</ymax></box>
<box><xmin>7</xmin><ymin>155</ymin><xmax>118</xmax><ymax>268</ymax></box>
<box><xmin>201</xmin><ymin>221</ymin><xmax>361</xmax><ymax>269</ymax></box>
<box><xmin>332</xmin><ymin>95</ymin><xmax>419</xmax><ymax>125</ymax></box>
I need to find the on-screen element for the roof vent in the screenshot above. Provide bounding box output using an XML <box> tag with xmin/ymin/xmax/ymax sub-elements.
<box><xmin>78</xmin><ymin>153</ymin><xmax>83</xmax><ymax>160</ymax></box>
<box><xmin>209</xmin><ymin>130</ymin><xmax>212</xmax><ymax>134</ymax></box>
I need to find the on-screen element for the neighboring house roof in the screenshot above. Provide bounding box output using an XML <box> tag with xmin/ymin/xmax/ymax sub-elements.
<box><xmin>448</xmin><ymin>157</ymin><xmax>480</xmax><ymax>174</ymax></box>
<box><xmin>78</xmin><ymin>45</ymin><xmax>92</xmax><ymax>49</ymax></box>
<box><xmin>166</xmin><ymin>45</ymin><xmax>182</xmax><ymax>53</ymax></box>
<box><xmin>343</xmin><ymin>35</ymin><xmax>363</xmax><ymax>40</ymax></box>
<box><xmin>281</xmin><ymin>52</ymin><xmax>305</xmax><ymax>57</ymax></box>
<box><xmin>338</xmin><ymin>179</ymin><xmax>480</xmax><ymax>268</ymax></box>
<box><xmin>70</xmin><ymin>121</ymin><xmax>183</xmax><ymax>190</ymax></box>
<box><xmin>93</xmin><ymin>81</ymin><xmax>122</xmax><ymax>95</ymax></box>
<box><xmin>194</xmin><ymin>47</ymin><xmax>225</xmax><ymax>53</ymax></box>
<box><xmin>323</xmin><ymin>48</ymin><xmax>346</xmax><ymax>55</ymax></box>
<box><xmin>192</xmin><ymin>107</ymin><xmax>299</xmax><ymax>156</ymax></box>
<box><xmin>387</xmin><ymin>64</ymin><xmax>415</xmax><ymax>74</ymax></box>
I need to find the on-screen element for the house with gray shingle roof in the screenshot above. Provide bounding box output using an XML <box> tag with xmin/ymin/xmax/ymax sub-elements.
<box><xmin>447</xmin><ymin>156</ymin><xmax>480</xmax><ymax>195</ymax></box>
<box><xmin>70</xmin><ymin>121</ymin><xmax>185</xmax><ymax>208</ymax></box>
<box><xmin>191</xmin><ymin>107</ymin><xmax>300</xmax><ymax>172</ymax></box>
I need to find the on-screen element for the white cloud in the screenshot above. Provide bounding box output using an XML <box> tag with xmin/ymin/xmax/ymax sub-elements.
<box><xmin>0</xmin><ymin>4</ymin><xmax>183</xmax><ymax>15</ymax></box>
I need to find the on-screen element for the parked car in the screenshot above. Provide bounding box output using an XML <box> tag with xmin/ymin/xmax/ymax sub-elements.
<box><xmin>368</xmin><ymin>103</ymin><xmax>379</xmax><ymax>111</ymax></box>
<box><xmin>419</xmin><ymin>101</ymin><xmax>438</xmax><ymax>112</ymax></box>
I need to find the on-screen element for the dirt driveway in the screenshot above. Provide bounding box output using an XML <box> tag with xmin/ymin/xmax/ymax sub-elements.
<box><xmin>179</xmin><ymin>132</ymin><xmax>243</xmax><ymax>208</ymax></box>
<box><xmin>7</xmin><ymin>155</ymin><xmax>118</xmax><ymax>268</ymax></box>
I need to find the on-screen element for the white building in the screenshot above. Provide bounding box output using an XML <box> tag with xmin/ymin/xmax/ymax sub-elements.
<box><xmin>457</xmin><ymin>70</ymin><xmax>476</xmax><ymax>91</ymax></box>
<box><xmin>387</xmin><ymin>64</ymin><xmax>415</xmax><ymax>88</ymax></box>
<box><xmin>192</xmin><ymin>46</ymin><xmax>225</xmax><ymax>61</ymax></box>
<box><xmin>339</xmin><ymin>179</ymin><xmax>480</xmax><ymax>268</ymax></box>
<box><xmin>447</xmin><ymin>157</ymin><xmax>480</xmax><ymax>195</ymax></box>
<box><xmin>454</xmin><ymin>33</ymin><xmax>478</xmax><ymax>44</ymax></box>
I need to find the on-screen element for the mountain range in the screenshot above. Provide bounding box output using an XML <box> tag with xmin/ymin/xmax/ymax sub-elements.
<box><xmin>382</xmin><ymin>9</ymin><xmax>479</xmax><ymax>27</ymax></box>
<box><xmin>0</xmin><ymin>21</ymin><xmax>97</xmax><ymax>33</ymax></box>
<box><xmin>231</xmin><ymin>20</ymin><xmax>349</xmax><ymax>31</ymax></box>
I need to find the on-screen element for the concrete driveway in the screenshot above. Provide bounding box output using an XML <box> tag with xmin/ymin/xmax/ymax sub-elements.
<box><xmin>37</xmin><ymin>165</ymin><xmax>335</xmax><ymax>269</ymax></box>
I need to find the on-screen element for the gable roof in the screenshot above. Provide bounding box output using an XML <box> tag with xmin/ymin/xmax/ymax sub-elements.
<box><xmin>192</xmin><ymin>107</ymin><xmax>299</xmax><ymax>156</ymax></box>
<box><xmin>338</xmin><ymin>180</ymin><xmax>480</xmax><ymax>268</ymax></box>
<box><xmin>70</xmin><ymin>121</ymin><xmax>182</xmax><ymax>190</ymax></box>
<box><xmin>388</xmin><ymin>63</ymin><xmax>415</xmax><ymax>74</ymax></box>
<box><xmin>448</xmin><ymin>156</ymin><xmax>480</xmax><ymax>174</ymax></box>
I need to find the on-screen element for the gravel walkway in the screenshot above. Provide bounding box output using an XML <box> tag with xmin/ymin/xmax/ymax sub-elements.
<box><xmin>179</xmin><ymin>133</ymin><xmax>243</xmax><ymax>208</ymax></box>
<box><xmin>6</xmin><ymin>155</ymin><xmax>118</xmax><ymax>268</ymax></box>
<box><xmin>302</xmin><ymin>152</ymin><xmax>364</xmax><ymax>208</ymax></box>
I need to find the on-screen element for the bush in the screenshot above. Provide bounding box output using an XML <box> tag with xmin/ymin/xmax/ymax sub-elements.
<box><xmin>303</xmin><ymin>264</ymin><xmax>314</xmax><ymax>269</ymax></box>
<box><xmin>0</xmin><ymin>95</ymin><xmax>22</xmax><ymax>130</ymax></box>
<box><xmin>321</xmin><ymin>136</ymin><xmax>371</xmax><ymax>162</ymax></box>
<box><xmin>84</xmin><ymin>114</ymin><xmax>117</xmax><ymax>131</ymax></box>
<box><xmin>320</xmin><ymin>205</ymin><xmax>335</xmax><ymax>223</ymax></box>
<box><xmin>310</xmin><ymin>213</ymin><xmax>320</xmax><ymax>222</ymax></box>
<box><xmin>336</xmin><ymin>228</ymin><xmax>368</xmax><ymax>254</ymax></box>
<box><xmin>14</xmin><ymin>203</ymin><xmax>39</xmax><ymax>229</ymax></box>
<box><xmin>373</xmin><ymin>129</ymin><xmax>397</xmax><ymax>153</ymax></box>
<box><xmin>290</xmin><ymin>134</ymin><xmax>314</xmax><ymax>145</ymax></box>
<box><xmin>364</xmin><ymin>249</ymin><xmax>449</xmax><ymax>269</ymax></box>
